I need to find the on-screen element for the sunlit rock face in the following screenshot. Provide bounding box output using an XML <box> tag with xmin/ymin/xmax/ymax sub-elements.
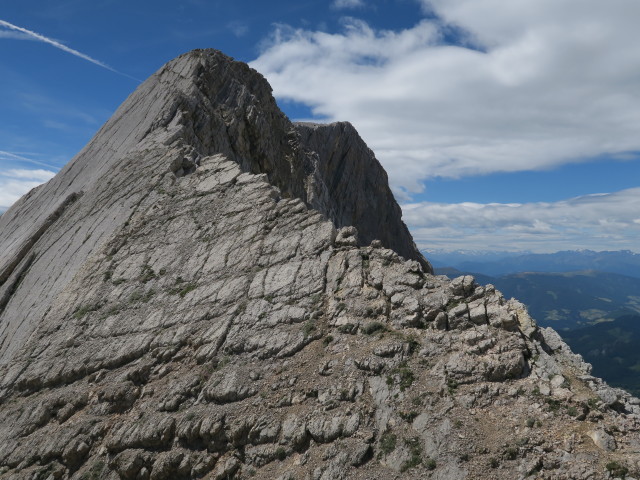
<box><xmin>0</xmin><ymin>49</ymin><xmax>638</xmax><ymax>480</ymax></box>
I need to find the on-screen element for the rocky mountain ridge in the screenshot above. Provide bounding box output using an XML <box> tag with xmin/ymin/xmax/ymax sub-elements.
<box><xmin>0</xmin><ymin>49</ymin><xmax>638</xmax><ymax>480</ymax></box>
<box><xmin>0</xmin><ymin>48</ymin><xmax>427</xmax><ymax>365</ymax></box>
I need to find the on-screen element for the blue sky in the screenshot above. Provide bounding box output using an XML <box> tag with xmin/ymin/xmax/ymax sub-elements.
<box><xmin>2</xmin><ymin>0</ymin><xmax>640</xmax><ymax>253</ymax></box>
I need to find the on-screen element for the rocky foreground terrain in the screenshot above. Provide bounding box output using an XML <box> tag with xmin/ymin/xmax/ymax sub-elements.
<box><xmin>0</xmin><ymin>49</ymin><xmax>639</xmax><ymax>480</ymax></box>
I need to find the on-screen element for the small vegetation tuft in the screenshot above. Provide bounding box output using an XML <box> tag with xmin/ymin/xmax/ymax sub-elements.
<box><xmin>447</xmin><ymin>378</ymin><xmax>459</xmax><ymax>396</ymax></box>
<box><xmin>605</xmin><ymin>461</ymin><xmax>628</xmax><ymax>478</ymax></box>
<box><xmin>379</xmin><ymin>431</ymin><xmax>397</xmax><ymax>456</ymax></box>
<box><xmin>129</xmin><ymin>289</ymin><xmax>155</xmax><ymax>303</ymax></box>
<box><xmin>140</xmin><ymin>264</ymin><xmax>156</xmax><ymax>283</ymax></box>
<box><xmin>80</xmin><ymin>460</ymin><xmax>105</xmax><ymax>480</ymax></box>
<box><xmin>400</xmin><ymin>437</ymin><xmax>423</xmax><ymax>472</ymax></box>
<box><xmin>170</xmin><ymin>283</ymin><xmax>197</xmax><ymax>298</ymax></box>
<box><xmin>275</xmin><ymin>447</ymin><xmax>287</xmax><ymax>461</ymax></box>
<box><xmin>399</xmin><ymin>411</ymin><xmax>419</xmax><ymax>423</ymax></box>
<box><xmin>362</xmin><ymin>321</ymin><xmax>386</xmax><ymax>335</ymax></box>
<box><xmin>337</xmin><ymin>323</ymin><xmax>357</xmax><ymax>334</ymax></box>
<box><xmin>73</xmin><ymin>302</ymin><xmax>102</xmax><ymax>319</ymax></box>
<box><xmin>504</xmin><ymin>447</ymin><xmax>518</xmax><ymax>460</ymax></box>
<box><xmin>386</xmin><ymin>362</ymin><xmax>415</xmax><ymax>391</ymax></box>
<box><xmin>302</xmin><ymin>321</ymin><xmax>316</xmax><ymax>338</ymax></box>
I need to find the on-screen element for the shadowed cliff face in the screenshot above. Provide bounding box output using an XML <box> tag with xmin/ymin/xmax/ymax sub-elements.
<box><xmin>295</xmin><ymin>121</ymin><xmax>426</xmax><ymax>269</ymax></box>
<box><xmin>0</xmin><ymin>49</ymin><xmax>428</xmax><ymax>365</ymax></box>
<box><xmin>0</xmin><ymin>49</ymin><xmax>639</xmax><ymax>480</ymax></box>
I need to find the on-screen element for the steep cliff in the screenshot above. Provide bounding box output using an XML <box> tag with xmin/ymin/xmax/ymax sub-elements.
<box><xmin>0</xmin><ymin>49</ymin><xmax>638</xmax><ymax>480</ymax></box>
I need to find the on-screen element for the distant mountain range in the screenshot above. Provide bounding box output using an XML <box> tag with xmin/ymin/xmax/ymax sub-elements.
<box><xmin>435</xmin><ymin>267</ymin><xmax>640</xmax><ymax>330</ymax></box>
<box><xmin>426</xmin><ymin>249</ymin><xmax>640</xmax><ymax>279</ymax></box>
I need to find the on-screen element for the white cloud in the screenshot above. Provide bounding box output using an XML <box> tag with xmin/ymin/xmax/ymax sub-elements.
<box><xmin>251</xmin><ymin>2</ymin><xmax>640</xmax><ymax>194</ymax></box>
<box><xmin>0</xmin><ymin>167</ymin><xmax>56</xmax><ymax>211</ymax></box>
<box><xmin>403</xmin><ymin>188</ymin><xmax>640</xmax><ymax>253</ymax></box>
<box><xmin>332</xmin><ymin>0</ymin><xmax>365</xmax><ymax>9</ymax></box>
<box><xmin>4</xmin><ymin>168</ymin><xmax>57</xmax><ymax>182</ymax></box>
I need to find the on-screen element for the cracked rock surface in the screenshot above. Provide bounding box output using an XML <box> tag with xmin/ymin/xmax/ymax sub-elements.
<box><xmin>0</xmin><ymin>49</ymin><xmax>639</xmax><ymax>480</ymax></box>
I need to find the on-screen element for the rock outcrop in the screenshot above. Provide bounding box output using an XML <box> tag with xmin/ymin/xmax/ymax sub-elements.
<box><xmin>0</xmin><ymin>49</ymin><xmax>638</xmax><ymax>480</ymax></box>
<box><xmin>0</xmin><ymin>48</ymin><xmax>428</xmax><ymax>366</ymax></box>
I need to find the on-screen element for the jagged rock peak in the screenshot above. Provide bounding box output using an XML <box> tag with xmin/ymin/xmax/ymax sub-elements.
<box><xmin>0</xmin><ymin>48</ymin><xmax>428</xmax><ymax>363</ymax></box>
<box><xmin>0</xmin><ymin>49</ymin><xmax>639</xmax><ymax>480</ymax></box>
<box><xmin>158</xmin><ymin>49</ymin><xmax>428</xmax><ymax>270</ymax></box>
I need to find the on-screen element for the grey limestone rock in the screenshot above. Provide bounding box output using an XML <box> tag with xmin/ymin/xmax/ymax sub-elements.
<box><xmin>0</xmin><ymin>48</ymin><xmax>638</xmax><ymax>480</ymax></box>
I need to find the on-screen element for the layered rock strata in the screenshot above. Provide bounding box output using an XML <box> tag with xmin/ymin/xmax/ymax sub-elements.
<box><xmin>0</xmin><ymin>48</ymin><xmax>428</xmax><ymax>365</ymax></box>
<box><xmin>0</xmin><ymin>49</ymin><xmax>638</xmax><ymax>480</ymax></box>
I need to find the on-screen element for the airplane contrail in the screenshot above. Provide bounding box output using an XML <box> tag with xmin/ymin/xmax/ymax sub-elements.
<box><xmin>0</xmin><ymin>150</ymin><xmax>60</xmax><ymax>170</ymax></box>
<box><xmin>0</xmin><ymin>19</ymin><xmax>140</xmax><ymax>82</ymax></box>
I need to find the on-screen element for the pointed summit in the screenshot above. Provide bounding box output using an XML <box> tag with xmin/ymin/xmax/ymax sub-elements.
<box><xmin>0</xmin><ymin>49</ymin><xmax>427</xmax><ymax>363</ymax></box>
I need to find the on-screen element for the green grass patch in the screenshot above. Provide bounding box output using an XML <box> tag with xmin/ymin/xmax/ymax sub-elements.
<box><xmin>400</xmin><ymin>437</ymin><xmax>423</xmax><ymax>472</ymax></box>
<box><xmin>275</xmin><ymin>447</ymin><xmax>287</xmax><ymax>461</ymax></box>
<box><xmin>73</xmin><ymin>302</ymin><xmax>102</xmax><ymax>319</ymax></box>
<box><xmin>170</xmin><ymin>283</ymin><xmax>197</xmax><ymax>298</ymax></box>
<box><xmin>605</xmin><ymin>461</ymin><xmax>628</xmax><ymax>478</ymax></box>
<box><xmin>379</xmin><ymin>431</ymin><xmax>397</xmax><ymax>456</ymax></box>
<box><xmin>337</xmin><ymin>323</ymin><xmax>357</xmax><ymax>334</ymax></box>
<box><xmin>399</xmin><ymin>411</ymin><xmax>419</xmax><ymax>423</ymax></box>
<box><xmin>302</xmin><ymin>321</ymin><xmax>316</xmax><ymax>338</ymax></box>
<box><xmin>386</xmin><ymin>362</ymin><xmax>415</xmax><ymax>392</ymax></box>
<box><xmin>361</xmin><ymin>321</ymin><xmax>386</xmax><ymax>335</ymax></box>
<box><xmin>140</xmin><ymin>264</ymin><xmax>156</xmax><ymax>283</ymax></box>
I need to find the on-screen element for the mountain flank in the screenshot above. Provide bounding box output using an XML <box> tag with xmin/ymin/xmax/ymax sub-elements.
<box><xmin>0</xmin><ymin>49</ymin><xmax>639</xmax><ymax>480</ymax></box>
<box><xmin>561</xmin><ymin>314</ymin><xmax>640</xmax><ymax>398</ymax></box>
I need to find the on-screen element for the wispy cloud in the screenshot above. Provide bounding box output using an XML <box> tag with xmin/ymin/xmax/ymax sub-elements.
<box><xmin>332</xmin><ymin>0</ymin><xmax>365</xmax><ymax>9</ymax></box>
<box><xmin>403</xmin><ymin>188</ymin><xmax>640</xmax><ymax>253</ymax></box>
<box><xmin>227</xmin><ymin>21</ymin><xmax>249</xmax><ymax>38</ymax></box>
<box><xmin>0</xmin><ymin>19</ymin><xmax>140</xmax><ymax>82</ymax></box>
<box><xmin>0</xmin><ymin>150</ymin><xmax>59</xmax><ymax>170</ymax></box>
